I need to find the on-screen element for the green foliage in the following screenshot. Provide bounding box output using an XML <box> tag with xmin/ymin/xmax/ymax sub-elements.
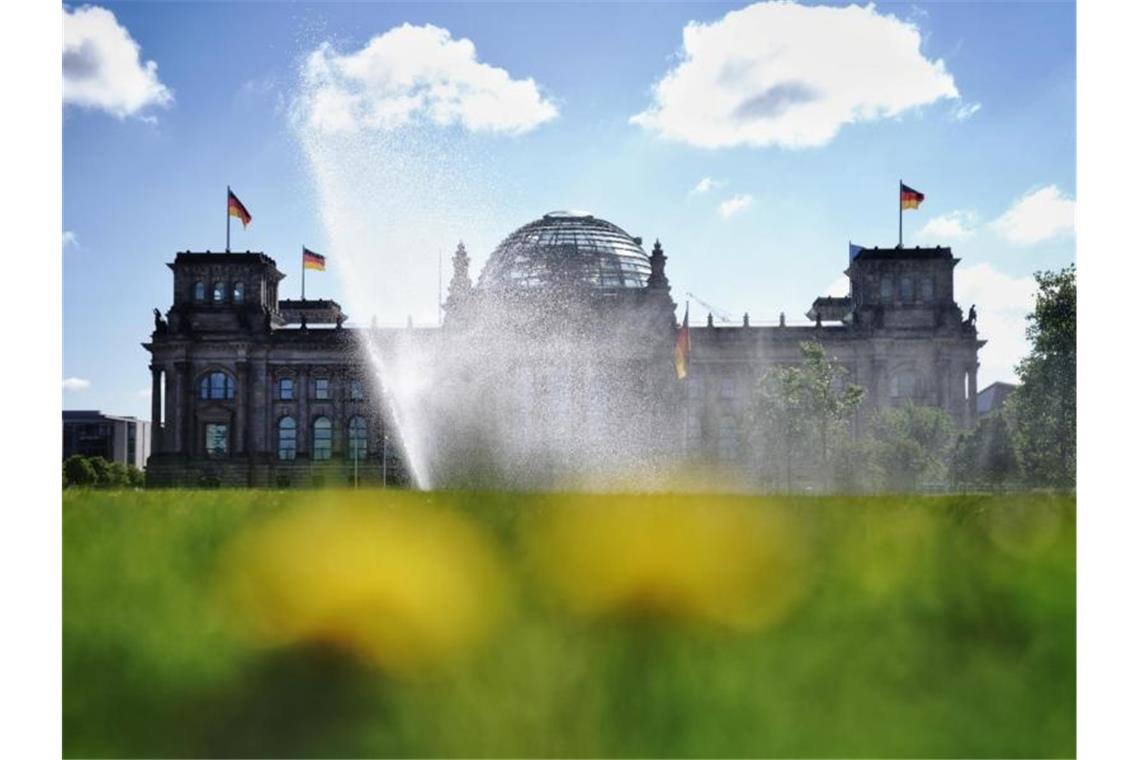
<box><xmin>1008</xmin><ymin>266</ymin><xmax>1076</xmax><ymax>487</ymax></box>
<box><xmin>868</xmin><ymin>402</ymin><xmax>956</xmax><ymax>490</ymax></box>
<box><xmin>63</xmin><ymin>489</ymin><xmax>1076</xmax><ymax>758</ymax></box>
<box><xmin>87</xmin><ymin>456</ymin><xmax>113</xmax><ymax>488</ymax></box>
<box><xmin>63</xmin><ymin>455</ymin><xmax>145</xmax><ymax>489</ymax></box>
<box><xmin>63</xmin><ymin>455</ymin><xmax>98</xmax><ymax>488</ymax></box>
<box><xmin>950</xmin><ymin>411</ymin><xmax>1022</xmax><ymax>489</ymax></box>
<box><xmin>750</xmin><ymin>341</ymin><xmax>865</xmax><ymax>490</ymax></box>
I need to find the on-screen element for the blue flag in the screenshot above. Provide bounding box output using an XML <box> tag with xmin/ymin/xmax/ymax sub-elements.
<box><xmin>849</xmin><ymin>242</ymin><xmax>864</xmax><ymax>264</ymax></box>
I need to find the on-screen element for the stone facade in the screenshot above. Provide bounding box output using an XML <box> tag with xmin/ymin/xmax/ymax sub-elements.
<box><xmin>144</xmin><ymin>223</ymin><xmax>984</xmax><ymax>488</ymax></box>
<box><xmin>144</xmin><ymin>252</ymin><xmax>410</xmax><ymax>487</ymax></box>
<box><xmin>684</xmin><ymin>246</ymin><xmax>985</xmax><ymax>468</ymax></box>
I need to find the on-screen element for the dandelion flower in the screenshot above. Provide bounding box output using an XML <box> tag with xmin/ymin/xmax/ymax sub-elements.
<box><xmin>527</xmin><ymin>494</ymin><xmax>806</xmax><ymax>632</ymax></box>
<box><xmin>221</xmin><ymin>494</ymin><xmax>507</xmax><ymax>675</ymax></box>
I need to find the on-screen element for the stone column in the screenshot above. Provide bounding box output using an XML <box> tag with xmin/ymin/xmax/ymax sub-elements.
<box><xmin>149</xmin><ymin>365</ymin><xmax>163</xmax><ymax>454</ymax></box>
<box><xmin>967</xmin><ymin>362</ymin><xmax>979</xmax><ymax>428</ymax></box>
<box><xmin>235</xmin><ymin>360</ymin><xmax>249</xmax><ymax>455</ymax></box>
<box><xmin>333</xmin><ymin>367</ymin><xmax>346</xmax><ymax>458</ymax></box>
<box><xmin>871</xmin><ymin>358</ymin><xmax>887</xmax><ymax>415</ymax></box>
<box><xmin>175</xmin><ymin>361</ymin><xmax>193</xmax><ymax>456</ymax></box>
<box><xmin>935</xmin><ymin>357</ymin><xmax>949</xmax><ymax>410</ymax></box>
<box><xmin>297</xmin><ymin>365</ymin><xmax>309</xmax><ymax>456</ymax></box>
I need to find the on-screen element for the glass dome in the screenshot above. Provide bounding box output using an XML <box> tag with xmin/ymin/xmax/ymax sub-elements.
<box><xmin>477</xmin><ymin>211</ymin><xmax>652</xmax><ymax>292</ymax></box>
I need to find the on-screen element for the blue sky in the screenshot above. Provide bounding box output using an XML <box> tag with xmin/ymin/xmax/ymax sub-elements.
<box><xmin>63</xmin><ymin>1</ymin><xmax>1075</xmax><ymax>418</ymax></box>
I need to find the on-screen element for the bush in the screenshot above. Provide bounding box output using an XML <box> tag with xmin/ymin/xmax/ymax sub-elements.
<box><xmin>868</xmin><ymin>402</ymin><xmax>956</xmax><ymax>490</ymax></box>
<box><xmin>63</xmin><ymin>455</ymin><xmax>147</xmax><ymax>489</ymax></box>
<box><xmin>86</xmin><ymin>457</ymin><xmax>113</xmax><ymax>488</ymax></box>
<box><xmin>108</xmin><ymin>462</ymin><xmax>130</xmax><ymax>488</ymax></box>
<box><xmin>63</xmin><ymin>455</ymin><xmax>98</xmax><ymax>488</ymax></box>
<box><xmin>126</xmin><ymin>465</ymin><xmax>146</xmax><ymax>488</ymax></box>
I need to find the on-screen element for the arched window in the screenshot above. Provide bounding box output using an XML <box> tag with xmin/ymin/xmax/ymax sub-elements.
<box><xmin>890</xmin><ymin>370</ymin><xmax>918</xmax><ymax>399</ymax></box>
<box><xmin>232</xmin><ymin>281</ymin><xmax>244</xmax><ymax>304</ymax></box>
<box><xmin>213</xmin><ymin>281</ymin><xmax>226</xmax><ymax>302</ymax></box>
<box><xmin>880</xmin><ymin>276</ymin><xmax>894</xmax><ymax>301</ymax></box>
<box><xmin>277</xmin><ymin>416</ymin><xmax>297</xmax><ymax>461</ymax></box>
<box><xmin>348</xmin><ymin>416</ymin><xmax>368</xmax><ymax>460</ymax></box>
<box><xmin>278</xmin><ymin>377</ymin><xmax>294</xmax><ymax>400</ymax></box>
<box><xmin>899</xmin><ymin>277</ymin><xmax>914</xmax><ymax>302</ymax></box>
<box><xmin>193</xmin><ymin>281</ymin><xmax>205</xmax><ymax>302</ymax></box>
<box><xmin>312</xmin><ymin>417</ymin><xmax>332</xmax><ymax>460</ymax></box>
<box><xmin>199</xmin><ymin>371</ymin><xmax>235</xmax><ymax>400</ymax></box>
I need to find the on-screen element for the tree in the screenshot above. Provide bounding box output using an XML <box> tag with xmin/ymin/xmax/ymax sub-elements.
<box><xmin>63</xmin><ymin>455</ymin><xmax>97</xmax><ymax>488</ymax></box>
<box><xmin>1007</xmin><ymin>265</ymin><xmax>1075</xmax><ymax>488</ymax></box>
<box><xmin>868</xmin><ymin>401</ymin><xmax>956</xmax><ymax>490</ymax></box>
<box><xmin>107</xmin><ymin>462</ymin><xmax>129</xmax><ymax>488</ymax></box>
<box><xmin>750</xmin><ymin>341</ymin><xmax>865</xmax><ymax>490</ymax></box>
<box><xmin>949</xmin><ymin>410</ymin><xmax>1021</xmax><ymax>489</ymax></box>
<box><xmin>126</xmin><ymin>465</ymin><xmax>145</xmax><ymax>488</ymax></box>
<box><xmin>87</xmin><ymin>456</ymin><xmax>113</xmax><ymax>488</ymax></box>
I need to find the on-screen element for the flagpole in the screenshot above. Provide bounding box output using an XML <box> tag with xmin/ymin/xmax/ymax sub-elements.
<box><xmin>898</xmin><ymin>179</ymin><xmax>903</xmax><ymax>248</ymax></box>
<box><xmin>226</xmin><ymin>185</ymin><xmax>231</xmax><ymax>252</ymax></box>
<box><xmin>301</xmin><ymin>246</ymin><xmax>306</xmax><ymax>301</ymax></box>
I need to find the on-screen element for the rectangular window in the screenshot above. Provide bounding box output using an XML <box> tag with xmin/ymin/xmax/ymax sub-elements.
<box><xmin>880</xmin><ymin>276</ymin><xmax>894</xmax><ymax>301</ymax></box>
<box><xmin>350</xmin><ymin>379</ymin><xmax>364</xmax><ymax>400</ymax></box>
<box><xmin>278</xmin><ymin>424</ymin><xmax>296</xmax><ymax>461</ymax></box>
<box><xmin>900</xmin><ymin>277</ymin><xmax>914</xmax><ymax>302</ymax></box>
<box><xmin>204</xmin><ymin>423</ymin><xmax>228</xmax><ymax>457</ymax></box>
<box><xmin>313</xmin><ymin>424</ymin><xmax>332</xmax><ymax>460</ymax></box>
<box><xmin>313</xmin><ymin>378</ymin><xmax>330</xmax><ymax>400</ymax></box>
<box><xmin>920</xmin><ymin>278</ymin><xmax>934</xmax><ymax>302</ymax></box>
<box><xmin>279</xmin><ymin>377</ymin><xmax>294</xmax><ymax>400</ymax></box>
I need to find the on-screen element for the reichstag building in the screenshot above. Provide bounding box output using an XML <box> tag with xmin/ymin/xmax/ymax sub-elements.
<box><xmin>144</xmin><ymin>211</ymin><xmax>985</xmax><ymax>487</ymax></box>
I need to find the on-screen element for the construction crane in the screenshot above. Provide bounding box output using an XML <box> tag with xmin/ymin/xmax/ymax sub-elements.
<box><xmin>684</xmin><ymin>291</ymin><xmax>737</xmax><ymax>324</ymax></box>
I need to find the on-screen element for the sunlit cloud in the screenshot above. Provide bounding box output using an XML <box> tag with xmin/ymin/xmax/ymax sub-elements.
<box><xmin>718</xmin><ymin>193</ymin><xmax>753</xmax><ymax>218</ymax></box>
<box><xmin>63</xmin><ymin>377</ymin><xmax>92</xmax><ymax>392</ymax></box>
<box><xmin>689</xmin><ymin>176</ymin><xmax>724</xmax><ymax>196</ymax></box>
<box><xmin>916</xmin><ymin>210</ymin><xmax>979</xmax><ymax>241</ymax></box>
<box><xmin>991</xmin><ymin>185</ymin><xmax>1075</xmax><ymax>245</ymax></box>
<box><xmin>631</xmin><ymin>1</ymin><xmax>959</xmax><ymax>148</ymax></box>
<box><xmin>63</xmin><ymin>5</ymin><xmax>173</xmax><ymax>119</ymax></box>
<box><xmin>951</xmin><ymin>102</ymin><xmax>981</xmax><ymax>121</ymax></box>
<box><xmin>955</xmin><ymin>262</ymin><xmax>1037</xmax><ymax>384</ymax></box>
<box><xmin>296</xmin><ymin>23</ymin><xmax>558</xmax><ymax>134</ymax></box>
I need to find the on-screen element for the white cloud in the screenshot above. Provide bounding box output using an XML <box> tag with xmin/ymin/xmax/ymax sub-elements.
<box><xmin>689</xmin><ymin>176</ymin><xmax>724</xmax><ymax>195</ymax></box>
<box><xmin>718</xmin><ymin>193</ymin><xmax>753</xmax><ymax>218</ymax></box>
<box><xmin>991</xmin><ymin>185</ymin><xmax>1075</xmax><ymax>245</ymax></box>
<box><xmin>630</xmin><ymin>2</ymin><xmax>959</xmax><ymax>148</ymax></box>
<box><xmin>63</xmin><ymin>230</ymin><xmax>79</xmax><ymax>249</ymax></box>
<box><xmin>824</xmin><ymin>274</ymin><xmax>850</xmax><ymax>297</ymax></box>
<box><xmin>63</xmin><ymin>377</ymin><xmax>91</xmax><ymax>392</ymax></box>
<box><xmin>955</xmin><ymin>263</ymin><xmax>1038</xmax><ymax>385</ymax></box>
<box><xmin>915</xmin><ymin>210</ymin><xmax>978</xmax><ymax>241</ymax></box>
<box><xmin>63</xmin><ymin>5</ymin><xmax>173</xmax><ymax>119</ymax></box>
<box><xmin>952</xmin><ymin>102</ymin><xmax>981</xmax><ymax>121</ymax></box>
<box><xmin>296</xmin><ymin>23</ymin><xmax>558</xmax><ymax>134</ymax></box>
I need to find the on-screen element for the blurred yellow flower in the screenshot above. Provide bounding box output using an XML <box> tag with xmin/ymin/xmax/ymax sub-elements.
<box><xmin>220</xmin><ymin>493</ymin><xmax>507</xmax><ymax>675</ymax></box>
<box><xmin>527</xmin><ymin>494</ymin><xmax>806</xmax><ymax>632</ymax></box>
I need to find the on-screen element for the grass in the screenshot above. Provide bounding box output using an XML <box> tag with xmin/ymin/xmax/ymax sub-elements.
<box><xmin>63</xmin><ymin>489</ymin><xmax>1075</xmax><ymax>758</ymax></box>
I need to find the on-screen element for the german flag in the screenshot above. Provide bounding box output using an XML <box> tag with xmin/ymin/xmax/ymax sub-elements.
<box><xmin>228</xmin><ymin>189</ymin><xmax>252</xmax><ymax>227</ymax></box>
<box><xmin>673</xmin><ymin>304</ymin><xmax>691</xmax><ymax>379</ymax></box>
<box><xmin>900</xmin><ymin>183</ymin><xmax>925</xmax><ymax>210</ymax></box>
<box><xmin>303</xmin><ymin>247</ymin><xmax>326</xmax><ymax>271</ymax></box>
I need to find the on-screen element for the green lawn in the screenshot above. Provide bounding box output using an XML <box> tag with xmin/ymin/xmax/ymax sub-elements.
<box><xmin>63</xmin><ymin>489</ymin><xmax>1075</xmax><ymax>758</ymax></box>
